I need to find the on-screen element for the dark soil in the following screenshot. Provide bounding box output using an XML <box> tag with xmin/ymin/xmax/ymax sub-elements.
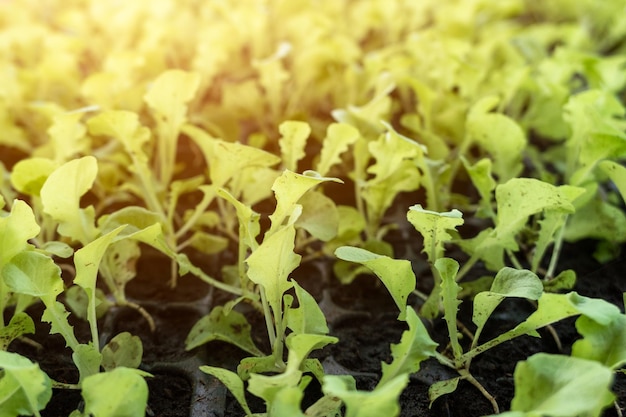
<box><xmin>7</xmin><ymin>238</ymin><xmax>626</xmax><ymax>417</ymax></box>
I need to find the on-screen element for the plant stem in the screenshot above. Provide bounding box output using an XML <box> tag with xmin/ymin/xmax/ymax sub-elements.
<box><xmin>455</xmin><ymin>254</ymin><xmax>479</xmax><ymax>282</ymax></box>
<box><xmin>174</xmin><ymin>187</ymin><xmax>216</xmax><ymax>240</ymax></box>
<box><xmin>545</xmin><ymin>220</ymin><xmax>567</xmax><ymax>280</ymax></box>
<box><xmin>459</xmin><ymin>368</ymin><xmax>500</xmax><ymax>414</ymax></box>
<box><xmin>506</xmin><ymin>249</ymin><xmax>524</xmax><ymax>270</ymax></box>
<box><xmin>183</xmin><ymin>261</ymin><xmax>243</xmax><ymax>296</ymax></box>
<box><xmin>117</xmin><ymin>300</ymin><xmax>156</xmax><ymax>332</ymax></box>
<box><xmin>259</xmin><ymin>286</ymin><xmax>277</xmax><ymax>349</ymax></box>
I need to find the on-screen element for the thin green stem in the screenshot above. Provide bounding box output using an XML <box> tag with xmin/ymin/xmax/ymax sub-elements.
<box><xmin>506</xmin><ymin>249</ymin><xmax>524</xmax><ymax>270</ymax></box>
<box><xmin>459</xmin><ymin>368</ymin><xmax>500</xmax><ymax>414</ymax></box>
<box><xmin>259</xmin><ymin>287</ymin><xmax>277</xmax><ymax>350</ymax></box>
<box><xmin>455</xmin><ymin>254</ymin><xmax>479</xmax><ymax>282</ymax></box>
<box><xmin>545</xmin><ymin>220</ymin><xmax>567</xmax><ymax>280</ymax></box>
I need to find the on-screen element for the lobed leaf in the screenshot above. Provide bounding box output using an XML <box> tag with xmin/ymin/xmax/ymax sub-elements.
<box><xmin>246</xmin><ymin>225</ymin><xmax>300</xmax><ymax>320</ymax></box>
<box><xmin>599</xmin><ymin>160</ymin><xmax>626</xmax><ymax>204</ymax></box>
<box><xmin>269</xmin><ymin>170</ymin><xmax>342</xmax><ymax>236</ymax></box>
<box><xmin>286</xmin><ymin>281</ymin><xmax>330</xmax><ymax>335</ymax></box>
<box><xmin>437</xmin><ymin>258</ymin><xmax>463</xmax><ymax>358</ymax></box>
<box><xmin>316</xmin><ymin>122</ymin><xmax>360</xmax><ymax>177</ymax></box>
<box><xmin>0</xmin><ymin>313</ymin><xmax>35</xmax><ymax>351</ymax></box>
<box><xmin>279</xmin><ymin>120</ymin><xmax>310</xmax><ymax>172</ymax></box>
<box><xmin>323</xmin><ymin>374</ymin><xmax>408</xmax><ymax>417</ymax></box>
<box><xmin>334</xmin><ymin>246</ymin><xmax>415</xmax><ymax>320</ymax></box>
<box><xmin>572</xmin><ymin>311</ymin><xmax>626</xmax><ymax>370</ymax></box>
<box><xmin>379</xmin><ymin>307</ymin><xmax>438</xmax><ymax>387</ymax></box>
<box><xmin>466</xmin><ymin>96</ymin><xmax>526</xmax><ymax>181</ymax></box>
<box><xmin>407</xmin><ymin>205</ymin><xmax>464</xmax><ymax>264</ymax></box>
<box><xmin>185</xmin><ymin>306</ymin><xmax>264</xmax><ymax>356</ymax></box>
<box><xmin>199</xmin><ymin>366</ymin><xmax>252</xmax><ymax>416</ymax></box>
<box><xmin>184</xmin><ymin>124</ymin><xmax>280</xmax><ymax>191</ymax></box>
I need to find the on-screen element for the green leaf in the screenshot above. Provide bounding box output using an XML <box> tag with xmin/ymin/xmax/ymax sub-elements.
<box><xmin>48</xmin><ymin>112</ymin><xmax>88</xmax><ymax>162</ymax></box>
<box><xmin>407</xmin><ymin>205</ymin><xmax>464</xmax><ymax>263</ymax></box>
<box><xmin>144</xmin><ymin>70</ymin><xmax>201</xmax><ymax>185</ymax></box>
<box><xmin>496</xmin><ymin>178</ymin><xmax>583</xmax><ymax>237</ymax></box>
<box><xmin>0</xmin><ymin>351</ymin><xmax>52</xmax><ymax>417</ymax></box>
<box><xmin>466</xmin><ymin>96</ymin><xmax>526</xmax><ymax>181</ymax></box>
<box><xmin>269</xmin><ymin>170</ymin><xmax>342</xmax><ymax>236</ymax></box>
<box><xmin>461</xmin><ymin>179</ymin><xmax>584</xmax><ymax>270</ymax></box>
<box><xmin>199</xmin><ymin>366</ymin><xmax>252</xmax><ymax>416</ymax></box>
<box><xmin>72</xmin><ymin>344</ymin><xmax>102</xmax><ymax>383</ymax></box>
<box><xmin>285</xmin><ymin>333</ymin><xmax>338</xmax><ymax>371</ymax></box>
<box><xmin>268</xmin><ymin>386</ymin><xmax>307</xmax><ymax>417</ymax></box>
<box><xmin>572</xmin><ymin>311</ymin><xmax>626</xmax><ymax>370</ymax></box>
<box><xmin>101</xmin><ymin>332</ymin><xmax>143</xmax><ymax>372</ymax></box>
<box><xmin>543</xmin><ymin>269</ymin><xmax>576</xmax><ymax>292</ymax></box>
<box><xmin>40</xmin><ymin>301</ymin><xmax>79</xmax><ymax>352</ymax></box>
<box><xmin>3</xmin><ymin>251</ymin><xmax>63</xmax><ymax>300</ymax></box>
<box><xmin>510</xmin><ymin>354</ymin><xmax>614</xmax><ymax>417</ymax></box>
<box><xmin>0</xmin><ymin>313</ymin><xmax>35</xmax><ymax>351</ymax></box>
<box><xmin>97</xmin><ymin>206</ymin><xmax>162</xmax><ymax>235</ymax></box>
<box><xmin>316</xmin><ymin>123</ymin><xmax>360</xmax><ymax>177</ymax></box>
<box><xmin>462</xmin><ymin>157</ymin><xmax>496</xmax><ymax>219</ymax></box>
<box><xmin>563</xmin><ymin>89</ymin><xmax>626</xmax><ymax>185</ymax></box>
<box><xmin>531</xmin><ymin>211</ymin><xmax>568</xmax><ymax>272</ymax></box>
<box><xmin>3</xmin><ymin>251</ymin><xmax>79</xmax><ymax>350</ymax></box>
<box><xmin>184</xmin><ymin>124</ymin><xmax>280</xmax><ymax>191</ymax></box>
<box><xmin>81</xmin><ymin>367</ymin><xmax>149</xmax><ymax>417</ymax></box>
<box><xmin>247</xmin><ymin>225</ymin><xmax>300</xmax><ymax>318</ymax></box>
<box><xmin>247</xmin><ymin>365</ymin><xmax>303</xmax><ymax>406</ymax></box>
<box><xmin>86</xmin><ymin>111</ymin><xmax>156</xmax><ymax>212</ymax></box>
<box><xmin>599</xmin><ymin>160</ymin><xmax>626</xmax><ymax>204</ymax></box>
<box><xmin>469</xmin><ymin>292</ymin><xmax>619</xmax><ymax>361</ymax></box>
<box><xmin>237</xmin><ymin>355</ymin><xmax>277</xmax><ymax>381</ymax></box>
<box><xmin>286</xmin><ymin>281</ymin><xmax>330</xmax><ymax>335</ymax></box>
<box><xmin>334</xmin><ymin>247</ymin><xmax>415</xmax><ymax>320</ymax></box>
<box><xmin>323</xmin><ymin>374</ymin><xmax>408</xmax><ymax>417</ymax></box>
<box><xmin>10</xmin><ymin>157</ymin><xmax>57</xmax><ymax>197</ymax></box>
<box><xmin>185</xmin><ymin>306</ymin><xmax>264</xmax><ymax>356</ymax></box>
<box><xmin>565</xmin><ymin>198</ymin><xmax>626</xmax><ymax>243</ymax></box>
<box><xmin>295</xmin><ymin>190</ymin><xmax>340</xmax><ymax>242</ymax></box>
<box><xmin>437</xmin><ymin>258</ymin><xmax>462</xmax><ymax>358</ymax></box>
<box><xmin>279</xmin><ymin>121</ymin><xmax>310</xmax><ymax>172</ymax></box>
<box><xmin>0</xmin><ymin>200</ymin><xmax>39</xmax><ymax>269</ymax></box>
<box><xmin>472</xmin><ymin>268</ymin><xmax>543</xmax><ymax>335</ymax></box>
<box><xmin>362</xmin><ymin>124</ymin><xmax>424</xmax><ymax>227</ymax></box>
<box><xmin>218</xmin><ymin>188</ymin><xmax>261</xmax><ymax>252</ymax></box>
<box><xmin>74</xmin><ymin>226</ymin><xmax>126</xmax><ymax>346</ymax></box>
<box><xmin>86</xmin><ymin>111</ymin><xmax>148</xmax><ymax>152</ymax></box>
<box><xmin>428</xmin><ymin>377</ymin><xmax>460</xmax><ymax>408</ymax></box>
<box><xmin>304</xmin><ymin>394</ymin><xmax>343</xmax><ymax>417</ymax></box>
<box><xmin>379</xmin><ymin>307</ymin><xmax>438</xmax><ymax>387</ymax></box>
<box><xmin>40</xmin><ymin>156</ymin><xmax>98</xmax><ymax>244</ymax></box>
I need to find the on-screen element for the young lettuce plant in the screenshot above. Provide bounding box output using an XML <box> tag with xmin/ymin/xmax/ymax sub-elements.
<box><xmin>2</xmin><ymin>224</ymin><xmax>150</xmax><ymax>416</ymax></box>
<box><xmin>86</xmin><ymin>70</ymin><xmax>252</xmax><ymax>290</ymax></box>
<box><xmin>187</xmin><ymin>169</ymin><xmax>360</xmax><ymax>415</ymax></box>
<box><xmin>456</xmin><ymin>175</ymin><xmax>585</xmax><ymax>283</ymax></box>
<box><xmin>489</xmin><ymin>290</ymin><xmax>626</xmax><ymax>417</ymax></box>
<box><xmin>337</xmin><ymin>242</ymin><xmax>622</xmax><ymax>414</ymax></box>
<box><xmin>0</xmin><ymin>200</ymin><xmax>50</xmax><ymax>417</ymax></box>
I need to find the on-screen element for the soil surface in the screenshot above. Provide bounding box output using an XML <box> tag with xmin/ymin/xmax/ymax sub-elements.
<box><xmin>7</xmin><ymin>238</ymin><xmax>626</xmax><ymax>417</ymax></box>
